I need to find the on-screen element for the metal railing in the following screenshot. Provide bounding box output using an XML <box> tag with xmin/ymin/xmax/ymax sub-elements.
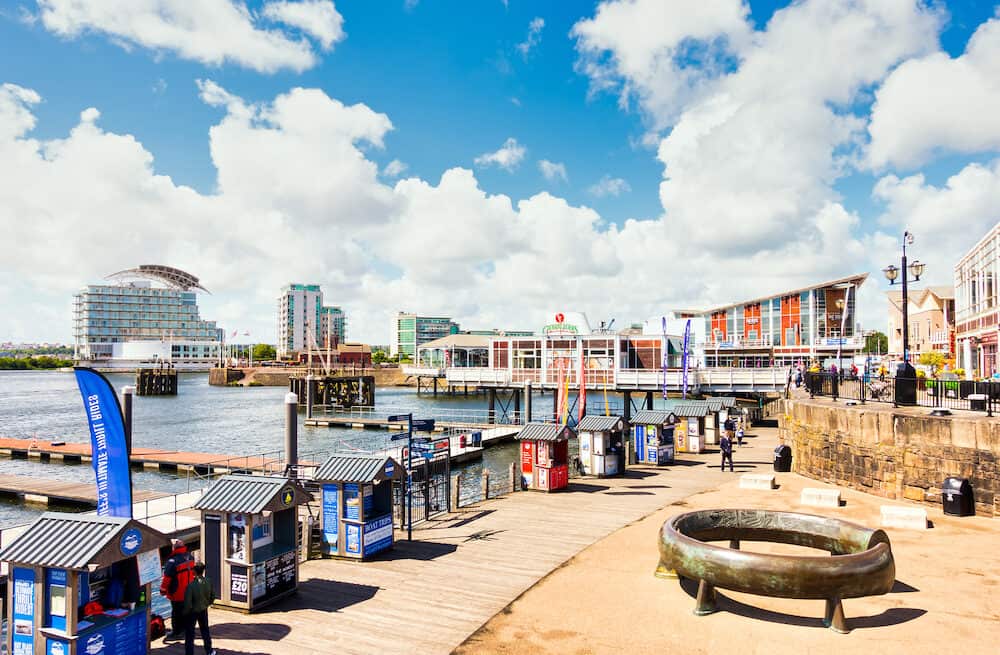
<box><xmin>445</xmin><ymin>366</ymin><xmax>791</xmax><ymax>391</ymax></box>
<box><xmin>804</xmin><ymin>371</ymin><xmax>1000</xmax><ymax>415</ymax></box>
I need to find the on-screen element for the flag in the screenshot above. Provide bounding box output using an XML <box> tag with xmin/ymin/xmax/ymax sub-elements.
<box><xmin>681</xmin><ymin>319</ymin><xmax>692</xmax><ymax>400</ymax></box>
<box><xmin>577</xmin><ymin>346</ymin><xmax>587</xmax><ymax>423</ymax></box>
<box><xmin>243</xmin><ymin>330</ymin><xmax>250</xmax><ymax>336</ymax></box>
<box><xmin>556</xmin><ymin>358</ymin><xmax>565</xmax><ymax>423</ymax></box>
<box><xmin>661</xmin><ymin>316</ymin><xmax>668</xmax><ymax>399</ymax></box>
<box><xmin>231</xmin><ymin>329</ymin><xmax>238</xmax><ymax>338</ymax></box>
<box><xmin>73</xmin><ymin>368</ymin><xmax>133</xmax><ymax>517</ymax></box>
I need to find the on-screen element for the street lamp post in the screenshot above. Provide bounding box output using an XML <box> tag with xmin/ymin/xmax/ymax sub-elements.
<box><xmin>883</xmin><ymin>231</ymin><xmax>925</xmax><ymax>405</ymax></box>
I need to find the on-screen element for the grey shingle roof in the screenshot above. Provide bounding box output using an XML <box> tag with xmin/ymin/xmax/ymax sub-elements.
<box><xmin>194</xmin><ymin>475</ymin><xmax>311</xmax><ymax>514</ymax></box>
<box><xmin>706</xmin><ymin>396</ymin><xmax>738</xmax><ymax>408</ymax></box>
<box><xmin>704</xmin><ymin>399</ymin><xmax>725</xmax><ymax>412</ymax></box>
<box><xmin>313</xmin><ymin>455</ymin><xmax>403</xmax><ymax>482</ymax></box>
<box><xmin>576</xmin><ymin>415</ymin><xmax>625</xmax><ymax>432</ymax></box>
<box><xmin>517</xmin><ymin>422</ymin><xmax>574</xmax><ymax>441</ymax></box>
<box><xmin>0</xmin><ymin>513</ymin><xmax>167</xmax><ymax>570</ymax></box>
<box><xmin>629</xmin><ymin>410</ymin><xmax>677</xmax><ymax>426</ymax></box>
<box><xmin>671</xmin><ymin>402</ymin><xmax>711</xmax><ymax>417</ymax></box>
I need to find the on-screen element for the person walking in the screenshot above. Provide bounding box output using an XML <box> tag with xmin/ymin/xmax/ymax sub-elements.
<box><xmin>736</xmin><ymin>423</ymin><xmax>745</xmax><ymax>447</ymax></box>
<box><xmin>720</xmin><ymin>432</ymin><xmax>734</xmax><ymax>472</ymax></box>
<box><xmin>160</xmin><ymin>538</ymin><xmax>195</xmax><ymax>640</ymax></box>
<box><xmin>183</xmin><ymin>562</ymin><xmax>217</xmax><ymax>655</ymax></box>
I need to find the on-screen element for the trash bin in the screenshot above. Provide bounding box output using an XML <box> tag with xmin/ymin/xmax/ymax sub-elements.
<box><xmin>471</xmin><ymin>431</ymin><xmax>482</xmax><ymax>447</ymax></box>
<box><xmin>968</xmin><ymin>393</ymin><xmax>987</xmax><ymax>411</ymax></box>
<box><xmin>942</xmin><ymin>477</ymin><xmax>974</xmax><ymax>516</ymax></box>
<box><xmin>773</xmin><ymin>445</ymin><xmax>792</xmax><ymax>472</ymax></box>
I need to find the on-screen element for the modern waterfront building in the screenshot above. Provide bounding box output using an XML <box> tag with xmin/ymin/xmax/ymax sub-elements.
<box><xmin>661</xmin><ymin>273</ymin><xmax>869</xmax><ymax>368</ymax></box>
<box><xmin>277</xmin><ymin>284</ymin><xmax>347</xmax><ymax>358</ymax></box>
<box><xmin>887</xmin><ymin>287</ymin><xmax>955</xmax><ymax>361</ymax></box>
<box><xmin>72</xmin><ymin>265</ymin><xmax>222</xmax><ymax>369</ymax></box>
<box><xmin>955</xmin><ymin>222</ymin><xmax>1000</xmax><ymax>377</ymax></box>
<box><xmin>320</xmin><ymin>306</ymin><xmax>347</xmax><ymax>348</ymax></box>
<box><xmin>392</xmin><ymin>313</ymin><xmax>460</xmax><ymax>360</ymax></box>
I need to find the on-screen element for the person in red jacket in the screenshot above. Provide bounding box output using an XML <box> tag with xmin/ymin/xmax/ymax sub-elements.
<box><xmin>160</xmin><ymin>538</ymin><xmax>196</xmax><ymax>640</ymax></box>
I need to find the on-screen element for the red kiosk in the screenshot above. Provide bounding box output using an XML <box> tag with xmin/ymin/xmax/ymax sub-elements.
<box><xmin>518</xmin><ymin>422</ymin><xmax>574</xmax><ymax>492</ymax></box>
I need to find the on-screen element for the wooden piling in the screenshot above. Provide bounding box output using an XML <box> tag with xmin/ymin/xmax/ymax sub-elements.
<box><xmin>482</xmin><ymin>471</ymin><xmax>490</xmax><ymax>500</ymax></box>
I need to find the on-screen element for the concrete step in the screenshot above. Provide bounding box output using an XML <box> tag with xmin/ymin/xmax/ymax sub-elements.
<box><xmin>739</xmin><ymin>474</ymin><xmax>776</xmax><ymax>490</ymax></box>
<box><xmin>801</xmin><ymin>487</ymin><xmax>842</xmax><ymax>508</ymax></box>
<box><xmin>880</xmin><ymin>504</ymin><xmax>928</xmax><ymax>530</ymax></box>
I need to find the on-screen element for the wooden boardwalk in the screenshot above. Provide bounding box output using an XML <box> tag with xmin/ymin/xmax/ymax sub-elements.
<box><xmin>303</xmin><ymin>415</ymin><xmax>508</xmax><ymax>432</ymax></box>
<box><xmin>153</xmin><ymin>430</ymin><xmax>779</xmax><ymax>655</ymax></box>
<box><xmin>0</xmin><ymin>473</ymin><xmax>169</xmax><ymax>506</ymax></box>
<box><xmin>0</xmin><ymin>437</ymin><xmax>289</xmax><ymax>474</ymax></box>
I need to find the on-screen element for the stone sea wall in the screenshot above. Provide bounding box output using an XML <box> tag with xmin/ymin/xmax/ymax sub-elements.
<box><xmin>779</xmin><ymin>399</ymin><xmax>1000</xmax><ymax>516</ymax></box>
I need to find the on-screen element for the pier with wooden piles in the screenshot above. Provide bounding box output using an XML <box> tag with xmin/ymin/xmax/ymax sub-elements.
<box><xmin>135</xmin><ymin>366</ymin><xmax>178</xmax><ymax>395</ymax></box>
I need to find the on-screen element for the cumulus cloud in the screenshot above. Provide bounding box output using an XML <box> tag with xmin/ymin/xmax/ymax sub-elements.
<box><xmin>474</xmin><ymin>137</ymin><xmax>526</xmax><ymax>171</ymax></box>
<box><xmin>516</xmin><ymin>17</ymin><xmax>544</xmax><ymax>59</ymax></box>
<box><xmin>261</xmin><ymin>0</ymin><xmax>345</xmax><ymax>51</ymax></box>
<box><xmin>588</xmin><ymin>175</ymin><xmax>629</xmax><ymax>197</ymax></box>
<box><xmin>35</xmin><ymin>0</ymin><xmax>343</xmax><ymax>73</ymax></box>
<box><xmin>538</xmin><ymin>159</ymin><xmax>567</xmax><ymax>183</ymax></box>
<box><xmin>382</xmin><ymin>159</ymin><xmax>408</xmax><ymax>178</ymax></box>
<box><xmin>868</xmin><ymin>16</ymin><xmax>1000</xmax><ymax>170</ymax></box>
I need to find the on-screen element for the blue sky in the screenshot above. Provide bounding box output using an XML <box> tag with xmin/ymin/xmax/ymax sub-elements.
<box><xmin>1</xmin><ymin>1</ymin><xmax>999</xmax><ymax>344</ymax></box>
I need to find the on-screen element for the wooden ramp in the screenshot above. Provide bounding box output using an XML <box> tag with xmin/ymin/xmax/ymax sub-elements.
<box><xmin>0</xmin><ymin>473</ymin><xmax>169</xmax><ymax>507</ymax></box>
<box><xmin>152</xmin><ymin>430</ymin><xmax>781</xmax><ymax>655</ymax></box>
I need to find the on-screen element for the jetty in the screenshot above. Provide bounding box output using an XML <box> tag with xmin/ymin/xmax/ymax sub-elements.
<box><xmin>0</xmin><ymin>473</ymin><xmax>168</xmax><ymax>507</ymax></box>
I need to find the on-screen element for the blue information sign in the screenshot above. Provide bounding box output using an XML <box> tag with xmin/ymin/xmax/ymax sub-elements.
<box><xmin>12</xmin><ymin>567</ymin><xmax>35</xmax><ymax>655</ymax></box>
<box><xmin>321</xmin><ymin>484</ymin><xmax>339</xmax><ymax>554</ymax></box>
<box><xmin>345</xmin><ymin>523</ymin><xmax>361</xmax><ymax>555</ymax></box>
<box><xmin>362</xmin><ymin>514</ymin><xmax>394</xmax><ymax>557</ymax></box>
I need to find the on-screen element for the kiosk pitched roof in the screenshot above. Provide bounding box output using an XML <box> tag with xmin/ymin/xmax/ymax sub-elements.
<box><xmin>194</xmin><ymin>475</ymin><xmax>311</xmax><ymax>514</ymax></box>
<box><xmin>576</xmin><ymin>415</ymin><xmax>625</xmax><ymax>432</ymax></box>
<box><xmin>671</xmin><ymin>402</ymin><xmax>711</xmax><ymax>417</ymax></box>
<box><xmin>314</xmin><ymin>455</ymin><xmax>403</xmax><ymax>482</ymax></box>
<box><xmin>518</xmin><ymin>422</ymin><xmax>574</xmax><ymax>441</ymax></box>
<box><xmin>0</xmin><ymin>513</ymin><xmax>168</xmax><ymax>571</ymax></box>
<box><xmin>630</xmin><ymin>410</ymin><xmax>677</xmax><ymax>425</ymax></box>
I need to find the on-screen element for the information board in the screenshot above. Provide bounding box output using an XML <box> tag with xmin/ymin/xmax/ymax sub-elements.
<box><xmin>137</xmin><ymin>548</ymin><xmax>162</xmax><ymax>586</ymax></box>
<box><xmin>321</xmin><ymin>484</ymin><xmax>339</xmax><ymax>554</ymax></box>
<box><xmin>12</xmin><ymin>567</ymin><xmax>35</xmax><ymax>655</ymax></box>
<box><xmin>230</xmin><ymin>565</ymin><xmax>249</xmax><ymax>603</ymax></box>
<box><xmin>344</xmin><ymin>483</ymin><xmax>360</xmax><ymax>520</ymax></box>
<box><xmin>362</xmin><ymin>514</ymin><xmax>394</xmax><ymax>557</ymax></box>
<box><xmin>77</xmin><ymin>611</ymin><xmax>146</xmax><ymax>655</ymax></box>
<box><xmin>345</xmin><ymin>522</ymin><xmax>361</xmax><ymax>555</ymax></box>
<box><xmin>258</xmin><ymin>550</ymin><xmax>297</xmax><ymax>601</ymax></box>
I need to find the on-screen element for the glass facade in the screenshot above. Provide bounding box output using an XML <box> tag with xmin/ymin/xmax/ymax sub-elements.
<box><xmin>73</xmin><ymin>283</ymin><xmax>221</xmax><ymax>361</ymax></box>
<box><xmin>394</xmin><ymin>314</ymin><xmax>458</xmax><ymax>359</ymax></box>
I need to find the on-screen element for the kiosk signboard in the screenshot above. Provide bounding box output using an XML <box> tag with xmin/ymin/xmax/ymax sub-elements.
<box><xmin>230</xmin><ymin>565</ymin><xmax>249</xmax><ymax>604</ymax></box>
<box><xmin>12</xmin><ymin>567</ymin><xmax>35</xmax><ymax>655</ymax></box>
<box><xmin>322</xmin><ymin>484</ymin><xmax>339</xmax><ymax>554</ymax></box>
<box><xmin>345</xmin><ymin>523</ymin><xmax>362</xmax><ymax>555</ymax></box>
<box><xmin>363</xmin><ymin>514</ymin><xmax>394</xmax><ymax>557</ymax></box>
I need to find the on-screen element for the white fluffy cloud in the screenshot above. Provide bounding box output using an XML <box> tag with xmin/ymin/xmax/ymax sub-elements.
<box><xmin>868</xmin><ymin>16</ymin><xmax>1000</xmax><ymax>170</ymax></box>
<box><xmin>382</xmin><ymin>159</ymin><xmax>408</xmax><ymax>178</ymax></box>
<box><xmin>261</xmin><ymin>0</ymin><xmax>345</xmax><ymax>51</ymax></box>
<box><xmin>35</xmin><ymin>0</ymin><xmax>343</xmax><ymax>73</ymax></box>
<box><xmin>538</xmin><ymin>159</ymin><xmax>567</xmax><ymax>183</ymax></box>
<box><xmin>474</xmin><ymin>137</ymin><xmax>526</xmax><ymax>171</ymax></box>
<box><xmin>516</xmin><ymin>17</ymin><xmax>544</xmax><ymax>59</ymax></box>
<box><xmin>588</xmin><ymin>175</ymin><xmax>630</xmax><ymax>197</ymax></box>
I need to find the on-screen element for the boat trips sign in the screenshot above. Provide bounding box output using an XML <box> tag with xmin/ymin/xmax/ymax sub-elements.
<box><xmin>543</xmin><ymin>311</ymin><xmax>592</xmax><ymax>335</ymax></box>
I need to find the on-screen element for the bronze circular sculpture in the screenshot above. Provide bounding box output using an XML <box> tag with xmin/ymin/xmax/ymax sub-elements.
<box><xmin>657</xmin><ymin>509</ymin><xmax>895</xmax><ymax>633</ymax></box>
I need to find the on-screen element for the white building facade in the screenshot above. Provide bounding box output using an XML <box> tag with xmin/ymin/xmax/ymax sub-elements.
<box><xmin>955</xmin><ymin>222</ymin><xmax>1000</xmax><ymax>378</ymax></box>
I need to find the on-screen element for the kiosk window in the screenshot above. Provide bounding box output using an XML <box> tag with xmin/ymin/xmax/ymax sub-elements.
<box><xmin>229</xmin><ymin>514</ymin><xmax>248</xmax><ymax>562</ymax></box>
<box><xmin>253</xmin><ymin>512</ymin><xmax>274</xmax><ymax>548</ymax></box>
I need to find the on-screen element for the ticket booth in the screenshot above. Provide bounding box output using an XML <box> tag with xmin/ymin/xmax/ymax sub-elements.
<box><xmin>703</xmin><ymin>399</ymin><xmax>725</xmax><ymax>445</ymax></box>
<box><xmin>1</xmin><ymin>512</ymin><xmax>169</xmax><ymax>655</ymax></box>
<box><xmin>630</xmin><ymin>410</ymin><xmax>678</xmax><ymax>466</ymax></box>
<box><xmin>576</xmin><ymin>415</ymin><xmax>626</xmax><ymax>477</ymax></box>
<box><xmin>673</xmin><ymin>403</ymin><xmax>709</xmax><ymax>454</ymax></box>
<box><xmin>312</xmin><ymin>454</ymin><xmax>404</xmax><ymax>559</ymax></box>
<box><xmin>193</xmin><ymin>475</ymin><xmax>312</xmax><ymax>613</ymax></box>
<box><xmin>518</xmin><ymin>422</ymin><xmax>574</xmax><ymax>492</ymax></box>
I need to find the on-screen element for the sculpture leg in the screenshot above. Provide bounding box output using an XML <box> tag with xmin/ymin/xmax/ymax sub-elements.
<box><xmin>823</xmin><ymin>597</ymin><xmax>849</xmax><ymax>634</ymax></box>
<box><xmin>654</xmin><ymin>560</ymin><xmax>678</xmax><ymax>579</ymax></box>
<box><xmin>693</xmin><ymin>579</ymin><xmax>719</xmax><ymax>616</ymax></box>
<box><xmin>729</xmin><ymin>539</ymin><xmax>740</xmax><ymax>550</ymax></box>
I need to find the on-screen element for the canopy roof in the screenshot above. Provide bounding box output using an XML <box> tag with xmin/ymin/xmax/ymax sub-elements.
<box><xmin>106</xmin><ymin>264</ymin><xmax>209</xmax><ymax>293</ymax></box>
<box><xmin>314</xmin><ymin>455</ymin><xmax>404</xmax><ymax>483</ymax></box>
<box><xmin>194</xmin><ymin>475</ymin><xmax>312</xmax><ymax>514</ymax></box>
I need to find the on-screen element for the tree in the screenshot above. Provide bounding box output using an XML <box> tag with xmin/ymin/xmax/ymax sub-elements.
<box><xmin>252</xmin><ymin>344</ymin><xmax>276</xmax><ymax>361</ymax></box>
<box><xmin>864</xmin><ymin>331</ymin><xmax>888</xmax><ymax>355</ymax></box>
<box><xmin>372</xmin><ymin>350</ymin><xmax>388</xmax><ymax>364</ymax></box>
<box><xmin>918</xmin><ymin>352</ymin><xmax>946</xmax><ymax>376</ymax></box>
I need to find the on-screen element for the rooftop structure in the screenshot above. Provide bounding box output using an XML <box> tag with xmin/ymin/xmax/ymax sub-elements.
<box><xmin>106</xmin><ymin>264</ymin><xmax>210</xmax><ymax>292</ymax></box>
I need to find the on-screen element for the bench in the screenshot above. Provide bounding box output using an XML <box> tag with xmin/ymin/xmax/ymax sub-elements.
<box><xmin>880</xmin><ymin>505</ymin><xmax>928</xmax><ymax>530</ymax></box>
<box><xmin>739</xmin><ymin>474</ymin><xmax>776</xmax><ymax>490</ymax></box>
<box><xmin>801</xmin><ymin>487</ymin><xmax>842</xmax><ymax>508</ymax></box>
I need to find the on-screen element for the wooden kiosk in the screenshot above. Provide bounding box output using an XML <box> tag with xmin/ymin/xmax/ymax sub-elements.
<box><xmin>518</xmin><ymin>422</ymin><xmax>574</xmax><ymax>492</ymax></box>
<box><xmin>672</xmin><ymin>402</ymin><xmax>710</xmax><ymax>454</ymax></box>
<box><xmin>630</xmin><ymin>410</ymin><xmax>678</xmax><ymax>466</ymax></box>
<box><xmin>1</xmin><ymin>512</ymin><xmax>169</xmax><ymax>655</ymax></box>
<box><xmin>312</xmin><ymin>454</ymin><xmax>405</xmax><ymax>559</ymax></box>
<box><xmin>193</xmin><ymin>475</ymin><xmax>312</xmax><ymax>613</ymax></box>
<box><xmin>576</xmin><ymin>415</ymin><xmax>626</xmax><ymax>477</ymax></box>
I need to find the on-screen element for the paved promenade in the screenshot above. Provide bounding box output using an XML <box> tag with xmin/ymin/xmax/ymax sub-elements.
<box><xmin>154</xmin><ymin>429</ymin><xmax>770</xmax><ymax>654</ymax></box>
<box><xmin>460</xmin><ymin>432</ymin><xmax>1000</xmax><ymax>654</ymax></box>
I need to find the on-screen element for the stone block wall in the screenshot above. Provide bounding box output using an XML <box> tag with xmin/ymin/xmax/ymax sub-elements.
<box><xmin>779</xmin><ymin>399</ymin><xmax>1000</xmax><ymax>517</ymax></box>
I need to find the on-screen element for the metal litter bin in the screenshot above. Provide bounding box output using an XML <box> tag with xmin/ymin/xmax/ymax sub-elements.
<box><xmin>773</xmin><ymin>445</ymin><xmax>792</xmax><ymax>473</ymax></box>
<box><xmin>942</xmin><ymin>477</ymin><xmax>974</xmax><ymax>516</ymax></box>
<box><xmin>968</xmin><ymin>393</ymin><xmax>987</xmax><ymax>411</ymax></box>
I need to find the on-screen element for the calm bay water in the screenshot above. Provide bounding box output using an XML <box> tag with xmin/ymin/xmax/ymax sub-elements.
<box><xmin>0</xmin><ymin>370</ymin><xmax>679</xmax><ymax>528</ymax></box>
